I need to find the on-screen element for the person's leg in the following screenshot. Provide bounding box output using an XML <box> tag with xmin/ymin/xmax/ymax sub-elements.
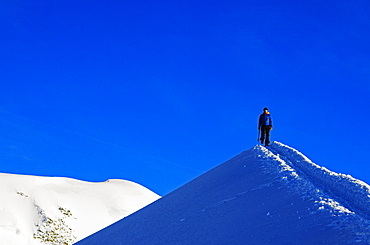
<box><xmin>260</xmin><ymin>126</ymin><xmax>266</xmax><ymax>144</ymax></box>
<box><xmin>265</xmin><ymin>126</ymin><xmax>271</xmax><ymax>146</ymax></box>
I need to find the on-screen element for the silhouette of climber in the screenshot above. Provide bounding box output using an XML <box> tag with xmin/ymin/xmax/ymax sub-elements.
<box><xmin>258</xmin><ymin>108</ymin><xmax>273</xmax><ymax>146</ymax></box>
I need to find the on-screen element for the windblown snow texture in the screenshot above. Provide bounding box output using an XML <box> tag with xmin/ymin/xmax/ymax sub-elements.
<box><xmin>76</xmin><ymin>141</ymin><xmax>370</xmax><ymax>245</ymax></box>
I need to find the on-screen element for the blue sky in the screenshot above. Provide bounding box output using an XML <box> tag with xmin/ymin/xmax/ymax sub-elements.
<box><xmin>1</xmin><ymin>0</ymin><xmax>369</xmax><ymax>195</ymax></box>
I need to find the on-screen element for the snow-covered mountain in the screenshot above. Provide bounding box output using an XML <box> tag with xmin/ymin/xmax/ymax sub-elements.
<box><xmin>0</xmin><ymin>173</ymin><xmax>160</xmax><ymax>244</ymax></box>
<box><xmin>76</xmin><ymin>141</ymin><xmax>370</xmax><ymax>244</ymax></box>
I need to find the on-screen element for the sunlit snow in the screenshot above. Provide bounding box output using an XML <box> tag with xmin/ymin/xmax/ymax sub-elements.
<box><xmin>0</xmin><ymin>174</ymin><xmax>159</xmax><ymax>244</ymax></box>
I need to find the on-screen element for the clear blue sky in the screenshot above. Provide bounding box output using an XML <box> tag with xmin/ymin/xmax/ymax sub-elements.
<box><xmin>1</xmin><ymin>0</ymin><xmax>369</xmax><ymax>195</ymax></box>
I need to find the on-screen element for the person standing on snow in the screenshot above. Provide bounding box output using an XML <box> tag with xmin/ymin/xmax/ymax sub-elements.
<box><xmin>258</xmin><ymin>107</ymin><xmax>273</xmax><ymax>146</ymax></box>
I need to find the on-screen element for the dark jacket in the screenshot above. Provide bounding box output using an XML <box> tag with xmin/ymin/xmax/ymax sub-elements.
<box><xmin>258</xmin><ymin>113</ymin><xmax>272</xmax><ymax>129</ymax></box>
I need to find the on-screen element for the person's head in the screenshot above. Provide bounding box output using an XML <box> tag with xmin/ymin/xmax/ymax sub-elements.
<box><xmin>263</xmin><ymin>107</ymin><xmax>268</xmax><ymax>112</ymax></box>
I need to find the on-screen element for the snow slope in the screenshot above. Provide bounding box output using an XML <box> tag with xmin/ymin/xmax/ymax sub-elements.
<box><xmin>0</xmin><ymin>173</ymin><xmax>160</xmax><ymax>244</ymax></box>
<box><xmin>76</xmin><ymin>141</ymin><xmax>370</xmax><ymax>244</ymax></box>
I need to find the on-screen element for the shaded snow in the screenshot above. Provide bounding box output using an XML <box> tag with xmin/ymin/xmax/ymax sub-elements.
<box><xmin>0</xmin><ymin>174</ymin><xmax>160</xmax><ymax>244</ymax></box>
<box><xmin>76</xmin><ymin>141</ymin><xmax>370</xmax><ymax>244</ymax></box>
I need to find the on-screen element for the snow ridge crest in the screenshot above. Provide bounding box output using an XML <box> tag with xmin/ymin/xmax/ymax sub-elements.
<box><xmin>258</xmin><ymin>141</ymin><xmax>370</xmax><ymax>218</ymax></box>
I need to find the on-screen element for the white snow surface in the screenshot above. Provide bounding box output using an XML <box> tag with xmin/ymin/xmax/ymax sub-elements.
<box><xmin>0</xmin><ymin>173</ymin><xmax>160</xmax><ymax>244</ymax></box>
<box><xmin>76</xmin><ymin>141</ymin><xmax>370</xmax><ymax>245</ymax></box>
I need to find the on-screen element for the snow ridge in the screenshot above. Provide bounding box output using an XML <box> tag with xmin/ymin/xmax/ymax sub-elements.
<box><xmin>255</xmin><ymin>142</ymin><xmax>370</xmax><ymax>242</ymax></box>
<box><xmin>256</xmin><ymin>144</ymin><xmax>353</xmax><ymax>214</ymax></box>
<box><xmin>264</xmin><ymin>142</ymin><xmax>370</xmax><ymax>218</ymax></box>
<box><xmin>76</xmin><ymin>141</ymin><xmax>370</xmax><ymax>244</ymax></box>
